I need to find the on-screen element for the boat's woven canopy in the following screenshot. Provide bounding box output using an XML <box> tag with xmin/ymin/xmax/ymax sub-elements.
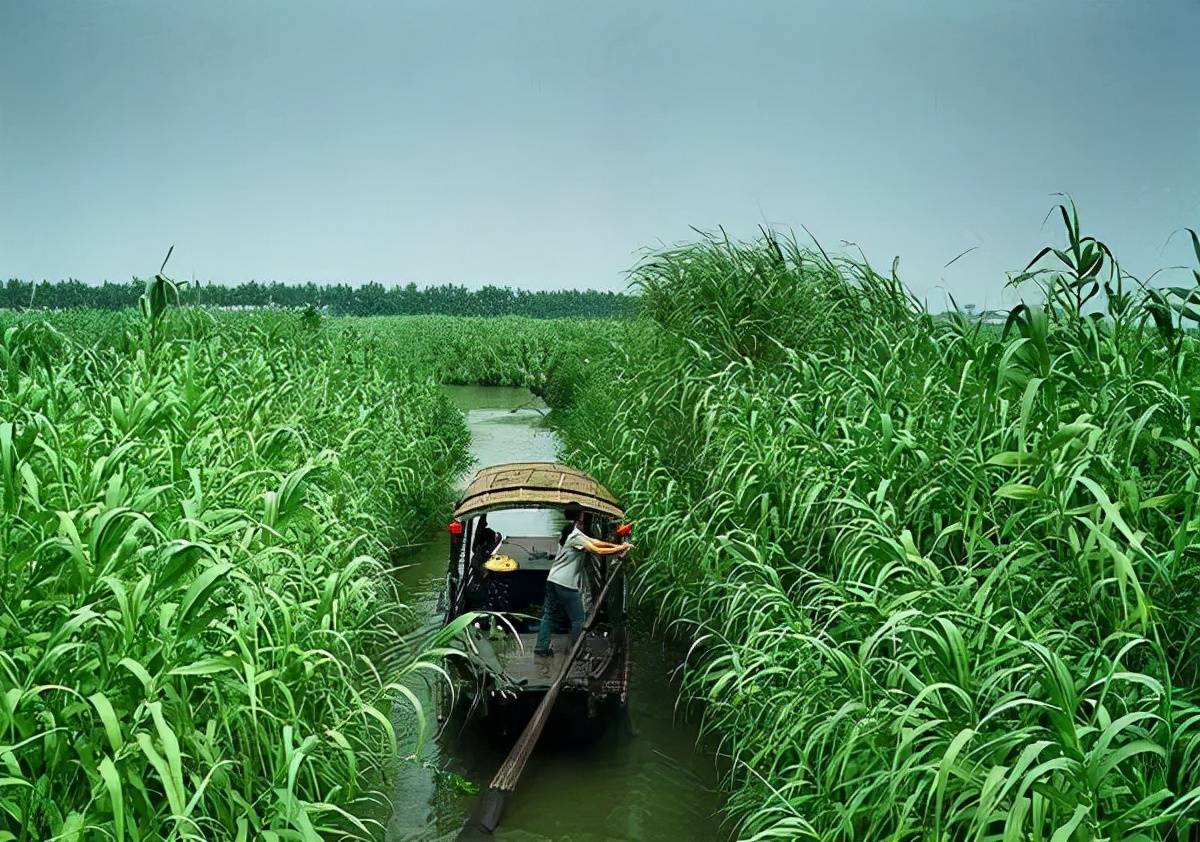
<box><xmin>453</xmin><ymin>462</ymin><xmax>624</xmax><ymax>519</ymax></box>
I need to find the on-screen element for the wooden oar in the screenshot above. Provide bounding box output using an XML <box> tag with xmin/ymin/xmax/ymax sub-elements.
<box><xmin>458</xmin><ymin>559</ymin><xmax>626</xmax><ymax>837</ymax></box>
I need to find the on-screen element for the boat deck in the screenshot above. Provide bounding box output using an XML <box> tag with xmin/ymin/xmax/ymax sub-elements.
<box><xmin>466</xmin><ymin>631</ymin><xmax>619</xmax><ymax>692</ymax></box>
<box><xmin>501</xmin><ymin>633</ymin><xmax>588</xmax><ymax>688</ymax></box>
<box><xmin>454</xmin><ymin>531</ymin><xmax>629</xmax><ymax>702</ymax></box>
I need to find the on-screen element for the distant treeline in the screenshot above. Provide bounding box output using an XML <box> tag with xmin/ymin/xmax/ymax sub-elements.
<box><xmin>0</xmin><ymin>278</ymin><xmax>637</xmax><ymax>318</ymax></box>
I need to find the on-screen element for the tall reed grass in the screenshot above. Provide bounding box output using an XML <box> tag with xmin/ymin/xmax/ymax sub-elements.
<box><xmin>559</xmin><ymin>213</ymin><xmax>1200</xmax><ymax>840</ymax></box>
<box><xmin>0</xmin><ymin>303</ymin><xmax>470</xmax><ymax>839</ymax></box>
<box><xmin>342</xmin><ymin>315</ymin><xmax>618</xmax><ymax>406</ymax></box>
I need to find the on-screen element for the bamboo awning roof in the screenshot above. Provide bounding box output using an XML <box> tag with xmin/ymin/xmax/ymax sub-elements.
<box><xmin>453</xmin><ymin>462</ymin><xmax>624</xmax><ymax>519</ymax></box>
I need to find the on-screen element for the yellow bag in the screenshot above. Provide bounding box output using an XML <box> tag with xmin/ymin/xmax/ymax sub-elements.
<box><xmin>483</xmin><ymin>553</ymin><xmax>518</xmax><ymax>573</ymax></box>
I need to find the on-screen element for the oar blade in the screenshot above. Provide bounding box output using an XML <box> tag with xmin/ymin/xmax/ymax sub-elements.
<box><xmin>459</xmin><ymin>787</ymin><xmax>506</xmax><ymax>838</ymax></box>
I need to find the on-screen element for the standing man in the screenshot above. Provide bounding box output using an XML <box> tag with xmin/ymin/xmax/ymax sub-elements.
<box><xmin>535</xmin><ymin>502</ymin><xmax>632</xmax><ymax>657</ymax></box>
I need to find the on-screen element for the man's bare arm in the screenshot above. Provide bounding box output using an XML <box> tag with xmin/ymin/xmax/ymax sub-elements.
<box><xmin>581</xmin><ymin>538</ymin><xmax>633</xmax><ymax>556</ymax></box>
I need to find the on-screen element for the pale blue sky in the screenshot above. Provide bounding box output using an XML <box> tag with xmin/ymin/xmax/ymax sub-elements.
<box><xmin>1</xmin><ymin>1</ymin><xmax>1198</xmax><ymax>308</ymax></box>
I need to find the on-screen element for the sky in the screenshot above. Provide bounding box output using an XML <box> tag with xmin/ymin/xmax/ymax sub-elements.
<box><xmin>1</xmin><ymin>0</ymin><xmax>1198</xmax><ymax>309</ymax></box>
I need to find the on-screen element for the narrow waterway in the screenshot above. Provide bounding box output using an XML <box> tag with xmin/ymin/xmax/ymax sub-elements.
<box><xmin>388</xmin><ymin>385</ymin><xmax>725</xmax><ymax>842</ymax></box>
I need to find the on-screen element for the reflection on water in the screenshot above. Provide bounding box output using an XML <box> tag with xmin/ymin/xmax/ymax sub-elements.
<box><xmin>387</xmin><ymin>385</ymin><xmax>724</xmax><ymax>842</ymax></box>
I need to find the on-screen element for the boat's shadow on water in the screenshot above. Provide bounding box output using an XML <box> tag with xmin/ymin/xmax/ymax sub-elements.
<box><xmin>441</xmin><ymin>693</ymin><xmax>632</xmax><ymax>761</ymax></box>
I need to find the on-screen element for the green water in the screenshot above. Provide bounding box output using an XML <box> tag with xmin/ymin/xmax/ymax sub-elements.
<box><xmin>387</xmin><ymin>385</ymin><xmax>725</xmax><ymax>842</ymax></box>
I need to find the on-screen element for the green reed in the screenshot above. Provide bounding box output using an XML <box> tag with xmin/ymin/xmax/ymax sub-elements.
<box><xmin>0</xmin><ymin>303</ymin><xmax>471</xmax><ymax>839</ymax></box>
<box><xmin>559</xmin><ymin>212</ymin><xmax>1200</xmax><ymax>840</ymax></box>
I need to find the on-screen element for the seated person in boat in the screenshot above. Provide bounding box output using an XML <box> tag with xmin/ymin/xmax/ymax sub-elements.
<box><xmin>534</xmin><ymin>502</ymin><xmax>632</xmax><ymax>657</ymax></box>
<box><xmin>471</xmin><ymin>514</ymin><xmax>502</xmax><ymax>570</ymax></box>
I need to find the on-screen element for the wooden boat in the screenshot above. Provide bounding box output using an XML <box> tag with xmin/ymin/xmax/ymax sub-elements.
<box><xmin>441</xmin><ymin>462</ymin><xmax>631</xmax><ymax>721</ymax></box>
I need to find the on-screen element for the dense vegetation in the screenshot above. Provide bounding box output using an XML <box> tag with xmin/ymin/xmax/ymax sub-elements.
<box><xmin>558</xmin><ymin>213</ymin><xmax>1200</xmax><ymax>840</ymax></box>
<box><xmin>0</xmin><ymin>296</ymin><xmax>475</xmax><ymax>839</ymax></box>
<box><xmin>12</xmin><ymin>207</ymin><xmax>1200</xmax><ymax>840</ymax></box>
<box><xmin>1</xmin><ymin>278</ymin><xmax>636</xmax><ymax>319</ymax></box>
<box><xmin>341</xmin><ymin>315</ymin><xmax>617</xmax><ymax>407</ymax></box>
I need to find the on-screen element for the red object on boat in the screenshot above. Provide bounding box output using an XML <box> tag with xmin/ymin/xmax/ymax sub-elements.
<box><xmin>448</xmin><ymin>520</ymin><xmax>464</xmax><ymax>537</ymax></box>
<box><xmin>615</xmin><ymin>522</ymin><xmax>633</xmax><ymax>538</ymax></box>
